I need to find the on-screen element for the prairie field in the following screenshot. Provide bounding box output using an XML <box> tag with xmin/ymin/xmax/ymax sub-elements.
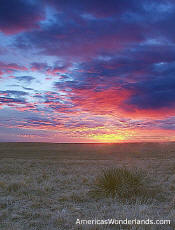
<box><xmin>0</xmin><ymin>142</ymin><xmax>175</xmax><ymax>230</ymax></box>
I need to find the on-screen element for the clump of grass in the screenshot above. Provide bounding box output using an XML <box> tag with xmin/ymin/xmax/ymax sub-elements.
<box><xmin>7</xmin><ymin>182</ymin><xmax>25</xmax><ymax>193</ymax></box>
<box><xmin>0</xmin><ymin>181</ymin><xmax>6</xmax><ymax>189</ymax></box>
<box><xmin>90</xmin><ymin>167</ymin><xmax>149</xmax><ymax>201</ymax></box>
<box><xmin>70</xmin><ymin>192</ymin><xmax>86</xmax><ymax>203</ymax></box>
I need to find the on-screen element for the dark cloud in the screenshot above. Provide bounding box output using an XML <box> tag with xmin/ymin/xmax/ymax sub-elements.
<box><xmin>53</xmin><ymin>49</ymin><xmax>175</xmax><ymax>113</ymax></box>
<box><xmin>15</xmin><ymin>10</ymin><xmax>144</xmax><ymax>60</ymax></box>
<box><xmin>124</xmin><ymin>75</ymin><xmax>175</xmax><ymax>110</ymax></box>
<box><xmin>30</xmin><ymin>62</ymin><xmax>71</xmax><ymax>76</ymax></box>
<box><xmin>31</xmin><ymin>62</ymin><xmax>49</xmax><ymax>71</ymax></box>
<box><xmin>0</xmin><ymin>96</ymin><xmax>25</xmax><ymax>104</ymax></box>
<box><xmin>0</xmin><ymin>90</ymin><xmax>28</xmax><ymax>97</ymax></box>
<box><xmin>15</xmin><ymin>76</ymin><xmax>35</xmax><ymax>83</ymax></box>
<box><xmin>22</xmin><ymin>87</ymin><xmax>34</xmax><ymax>91</ymax></box>
<box><xmin>14</xmin><ymin>0</ymin><xmax>175</xmax><ymax>62</ymax></box>
<box><xmin>0</xmin><ymin>0</ymin><xmax>45</xmax><ymax>34</ymax></box>
<box><xmin>0</xmin><ymin>62</ymin><xmax>28</xmax><ymax>77</ymax></box>
<box><xmin>45</xmin><ymin>0</ymin><xmax>142</xmax><ymax>18</ymax></box>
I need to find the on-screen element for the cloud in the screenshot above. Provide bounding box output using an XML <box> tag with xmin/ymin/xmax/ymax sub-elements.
<box><xmin>1</xmin><ymin>0</ymin><xmax>175</xmax><ymax>141</ymax></box>
<box><xmin>14</xmin><ymin>0</ymin><xmax>175</xmax><ymax>62</ymax></box>
<box><xmin>15</xmin><ymin>76</ymin><xmax>35</xmax><ymax>83</ymax></box>
<box><xmin>15</xmin><ymin>9</ymin><xmax>144</xmax><ymax>61</ymax></box>
<box><xmin>0</xmin><ymin>90</ymin><xmax>28</xmax><ymax>97</ymax></box>
<box><xmin>45</xmin><ymin>0</ymin><xmax>141</xmax><ymax>18</ymax></box>
<box><xmin>0</xmin><ymin>0</ymin><xmax>45</xmax><ymax>34</ymax></box>
<box><xmin>0</xmin><ymin>62</ymin><xmax>28</xmax><ymax>77</ymax></box>
<box><xmin>30</xmin><ymin>62</ymin><xmax>71</xmax><ymax>76</ymax></box>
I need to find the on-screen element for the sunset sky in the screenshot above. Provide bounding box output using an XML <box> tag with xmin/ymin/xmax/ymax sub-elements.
<box><xmin>0</xmin><ymin>0</ymin><xmax>175</xmax><ymax>142</ymax></box>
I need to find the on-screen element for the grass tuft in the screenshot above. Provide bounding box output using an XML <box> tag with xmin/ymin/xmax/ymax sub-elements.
<box><xmin>7</xmin><ymin>182</ymin><xmax>24</xmax><ymax>193</ymax></box>
<box><xmin>90</xmin><ymin>167</ymin><xmax>150</xmax><ymax>201</ymax></box>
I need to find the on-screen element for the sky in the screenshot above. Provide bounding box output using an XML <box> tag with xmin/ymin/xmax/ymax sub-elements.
<box><xmin>0</xmin><ymin>0</ymin><xmax>175</xmax><ymax>143</ymax></box>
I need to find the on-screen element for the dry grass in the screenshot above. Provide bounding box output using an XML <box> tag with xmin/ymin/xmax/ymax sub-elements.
<box><xmin>0</xmin><ymin>142</ymin><xmax>175</xmax><ymax>229</ymax></box>
<box><xmin>90</xmin><ymin>168</ymin><xmax>153</xmax><ymax>201</ymax></box>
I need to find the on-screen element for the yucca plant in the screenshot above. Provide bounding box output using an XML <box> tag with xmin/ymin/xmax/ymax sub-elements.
<box><xmin>91</xmin><ymin>167</ymin><xmax>147</xmax><ymax>200</ymax></box>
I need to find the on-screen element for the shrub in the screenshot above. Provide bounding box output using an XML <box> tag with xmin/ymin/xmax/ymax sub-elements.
<box><xmin>90</xmin><ymin>167</ymin><xmax>148</xmax><ymax>200</ymax></box>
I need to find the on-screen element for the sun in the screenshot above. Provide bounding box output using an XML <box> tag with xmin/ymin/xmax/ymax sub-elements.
<box><xmin>90</xmin><ymin>134</ymin><xmax>127</xmax><ymax>143</ymax></box>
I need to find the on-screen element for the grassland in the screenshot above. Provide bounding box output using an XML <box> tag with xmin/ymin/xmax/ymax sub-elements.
<box><xmin>0</xmin><ymin>142</ymin><xmax>175</xmax><ymax>230</ymax></box>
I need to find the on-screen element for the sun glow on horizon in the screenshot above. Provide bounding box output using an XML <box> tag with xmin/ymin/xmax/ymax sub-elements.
<box><xmin>89</xmin><ymin>133</ymin><xmax>129</xmax><ymax>143</ymax></box>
